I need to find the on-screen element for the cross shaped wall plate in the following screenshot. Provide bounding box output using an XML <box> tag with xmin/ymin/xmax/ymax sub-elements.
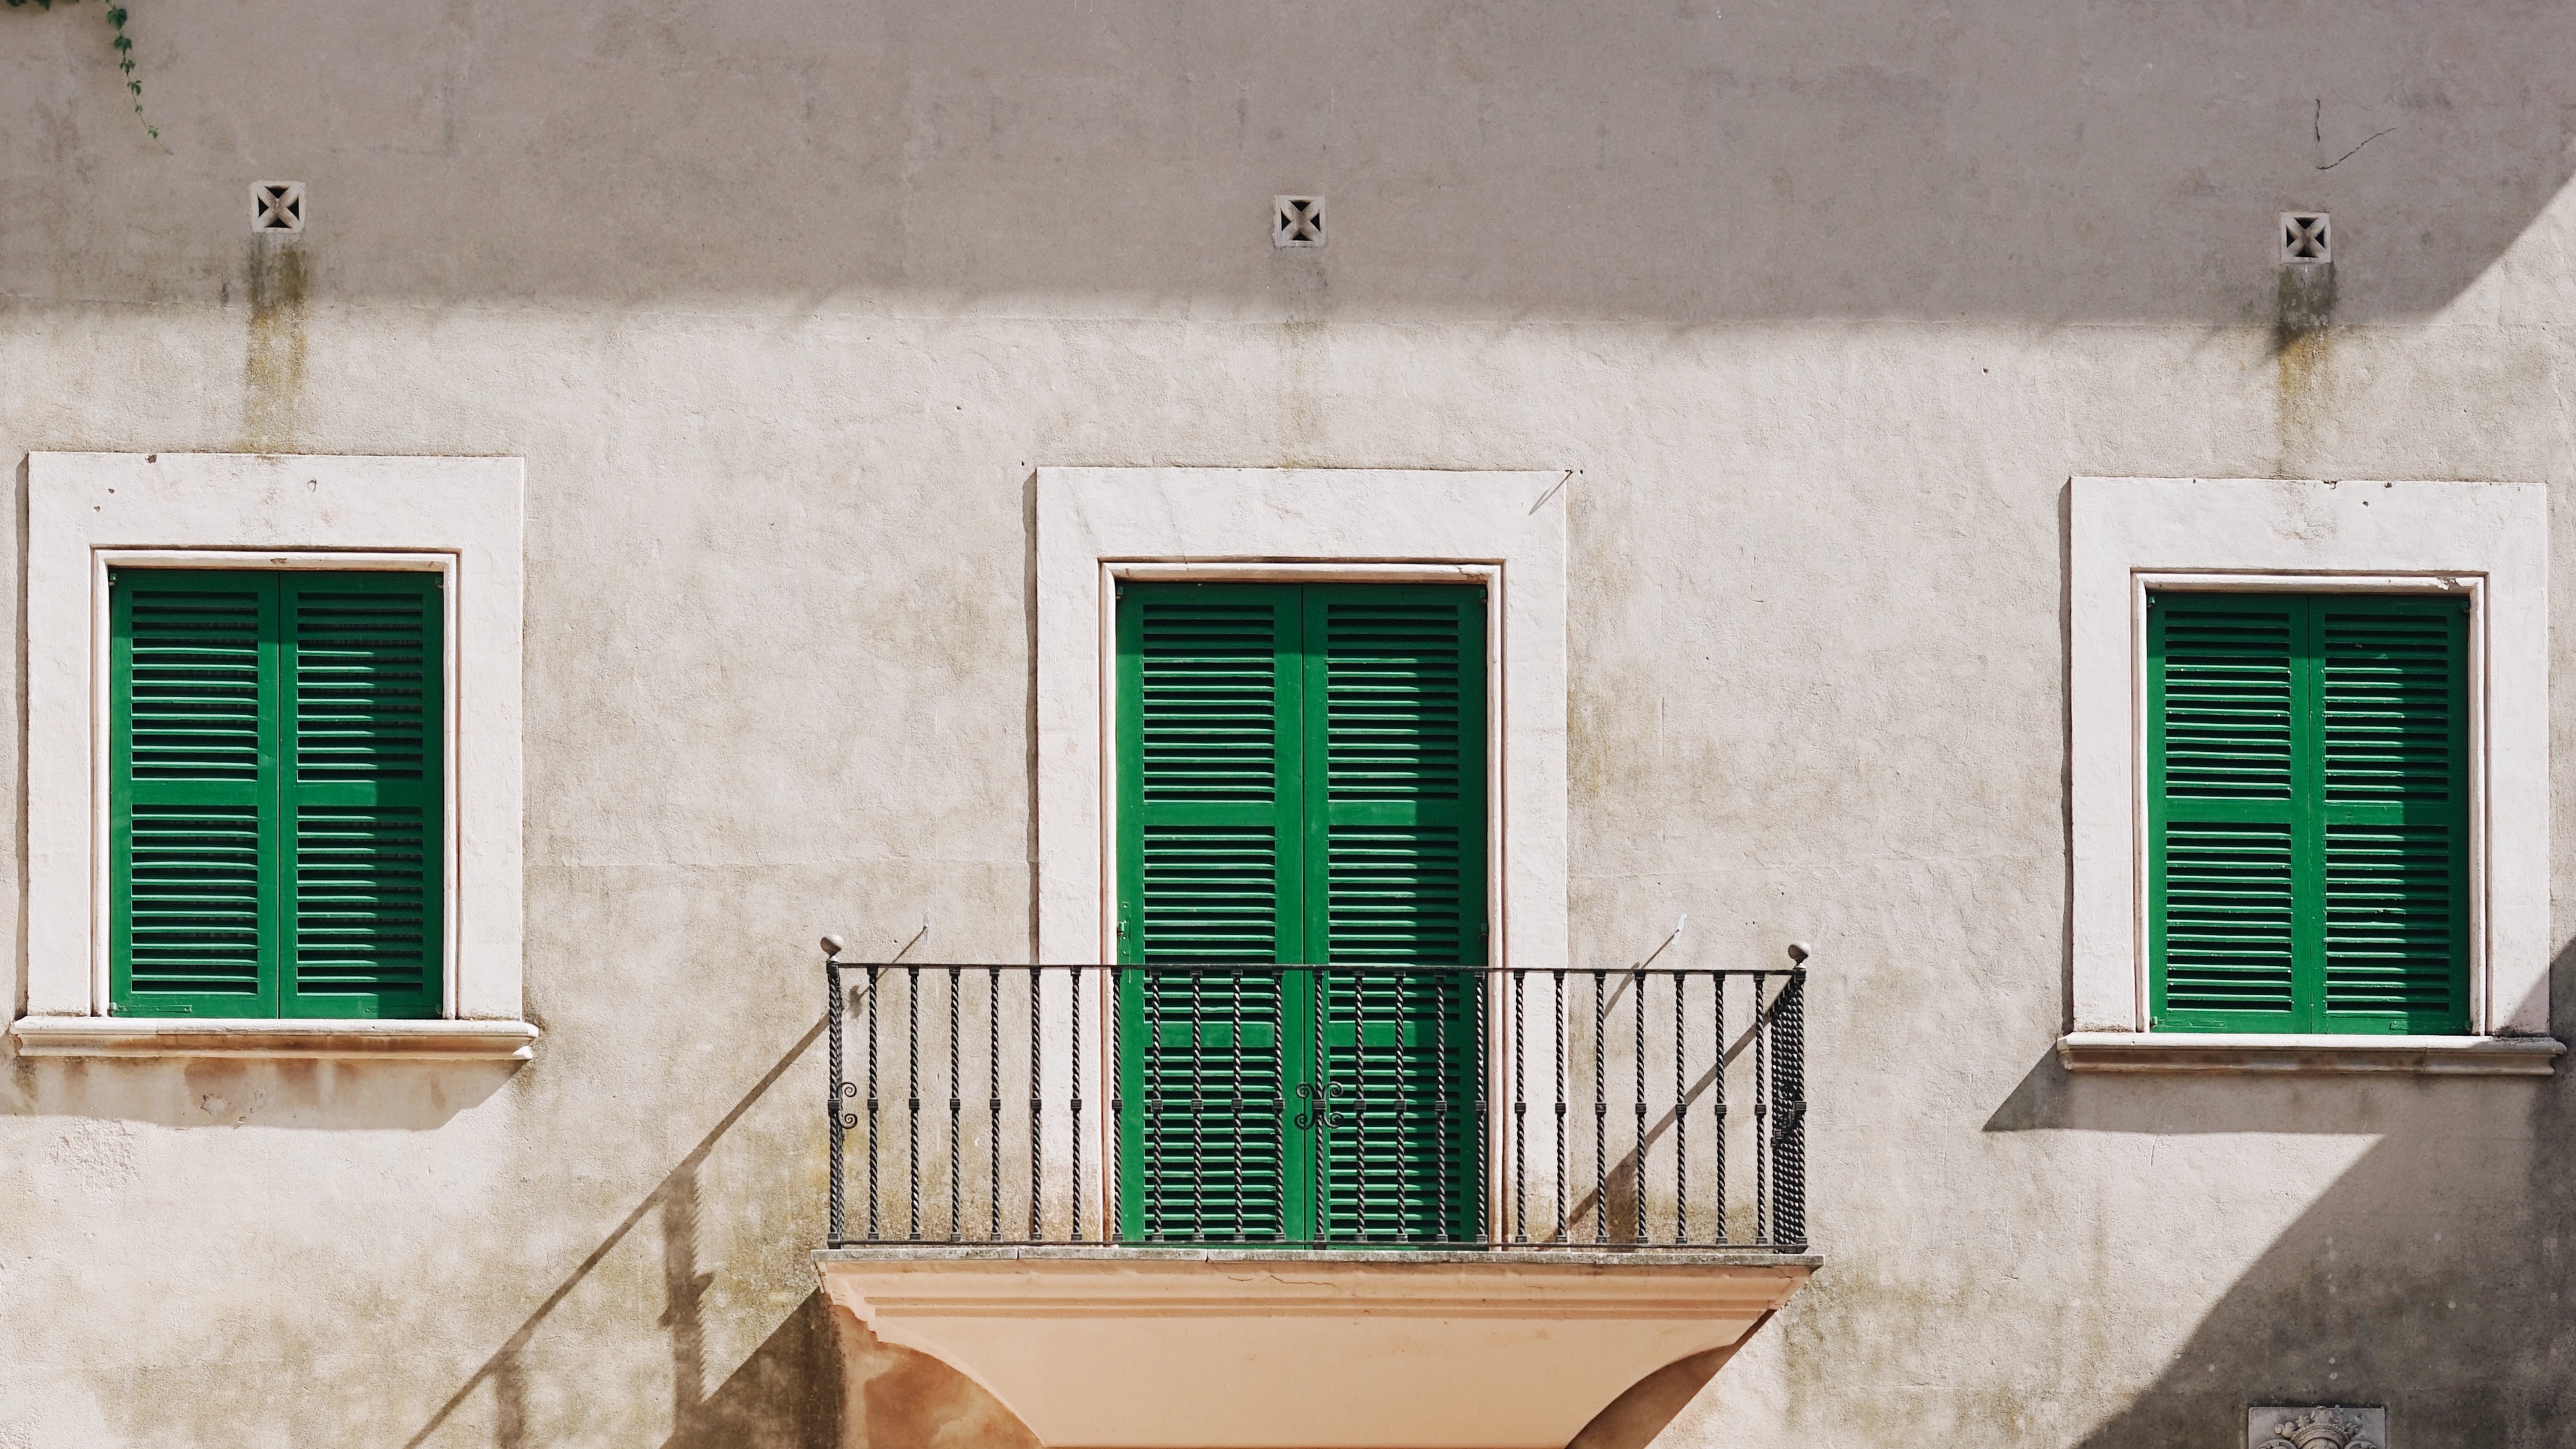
<box><xmin>252</xmin><ymin>182</ymin><xmax>305</xmax><ymax>234</ymax></box>
<box><xmin>2280</xmin><ymin>211</ymin><xmax>2330</xmax><ymax>264</ymax></box>
<box><xmin>1275</xmin><ymin>195</ymin><xmax>1325</xmax><ymax>248</ymax></box>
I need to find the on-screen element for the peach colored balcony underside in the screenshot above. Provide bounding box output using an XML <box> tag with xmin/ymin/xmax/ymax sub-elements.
<box><xmin>815</xmin><ymin>1247</ymin><xmax>1816</xmax><ymax>1449</ymax></box>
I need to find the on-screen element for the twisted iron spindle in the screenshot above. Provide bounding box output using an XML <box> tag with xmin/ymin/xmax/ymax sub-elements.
<box><xmin>1512</xmin><ymin>969</ymin><xmax>1527</xmax><ymax>1244</ymax></box>
<box><xmin>949</xmin><ymin>966</ymin><xmax>962</xmax><ymax>1242</ymax></box>
<box><xmin>1673</xmin><ymin>971</ymin><xmax>1688</xmax><ymax>1244</ymax></box>
<box><xmin>907</xmin><ymin>964</ymin><xmax>922</xmax><ymax>1240</ymax></box>
<box><xmin>825</xmin><ymin>943</ymin><xmax>846</xmax><ymax>1246</ymax></box>
<box><xmin>987</xmin><ymin>965</ymin><xmax>1001</xmax><ymax>1242</ymax></box>
<box><xmin>1593</xmin><ymin>970</ymin><xmax>1607</xmax><ymax>1244</ymax></box>
<box><xmin>1753</xmin><ymin>970</ymin><xmax>1769</xmax><ymax>1246</ymax></box>
<box><xmin>1071</xmin><ymin>966</ymin><xmax>1085</xmax><ymax>1240</ymax></box>
<box><xmin>867</xmin><ymin>964</ymin><xmax>882</xmax><ymax>1241</ymax></box>
<box><xmin>1472</xmin><ymin>969</ymin><xmax>1488</xmax><ymax>1244</ymax></box>
<box><xmin>1553</xmin><ymin>969</ymin><xmax>1566</xmax><ymax>1242</ymax></box>
<box><xmin>1028</xmin><ymin>967</ymin><xmax>1044</xmax><ymax>1241</ymax></box>
<box><xmin>1190</xmin><ymin>971</ymin><xmax>1206</xmax><ymax>1240</ymax></box>
<box><xmin>1434</xmin><ymin>972</ymin><xmax>1451</xmax><ymax>1243</ymax></box>
<box><xmin>1633</xmin><ymin>967</ymin><xmax>1647</xmax><ymax>1244</ymax></box>
<box><xmin>1711</xmin><ymin>968</ymin><xmax>1727</xmax><ymax>1244</ymax></box>
<box><xmin>1774</xmin><ymin>945</ymin><xmax>1811</xmax><ymax>1250</ymax></box>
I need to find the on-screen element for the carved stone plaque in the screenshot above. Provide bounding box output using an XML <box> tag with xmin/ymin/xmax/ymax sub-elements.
<box><xmin>2249</xmin><ymin>1405</ymin><xmax>2386</xmax><ymax>1449</ymax></box>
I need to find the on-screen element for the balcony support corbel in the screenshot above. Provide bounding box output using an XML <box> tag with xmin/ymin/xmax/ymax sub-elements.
<box><xmin>814</xmin><ymin>1246</ymin><xmax>1816</xmax><ymax>1449</ymax></box>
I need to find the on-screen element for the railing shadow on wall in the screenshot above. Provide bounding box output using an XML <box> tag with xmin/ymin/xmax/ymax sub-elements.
<box><xmin>402</xmin><ymin>1018</ymin><xmax>835</xmax><ymax>1449</ymax></box>
<box><xmin>1961</xmin><ymin>943</ymin><xmax>2576</xmax><ymax>1446</ymax></box>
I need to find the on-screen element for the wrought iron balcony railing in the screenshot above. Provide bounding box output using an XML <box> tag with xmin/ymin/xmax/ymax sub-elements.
<box><xmin>822</xmin><ymin>952</ymin><xmax>1809</xmax><ymax>1252</ymax></box>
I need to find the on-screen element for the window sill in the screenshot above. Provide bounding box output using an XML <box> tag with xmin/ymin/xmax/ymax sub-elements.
<box><xmin>8</xmin><ymin>1016</ymin><xmax>541</xmax><ymax>1061</ymax></box>
<box><xmin>2055</xmin><ymin>1032</ymin><xmax>2563</xmax><ymax>1076</ymax></box>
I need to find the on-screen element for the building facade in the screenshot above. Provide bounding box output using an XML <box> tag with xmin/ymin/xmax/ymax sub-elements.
<box><xmin>5</xmin><ymin>2</ymin><xmax>2576</xmax><ymax>1446</ymax></box>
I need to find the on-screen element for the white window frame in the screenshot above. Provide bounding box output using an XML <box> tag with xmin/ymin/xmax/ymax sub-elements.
<box><xmin>2061</xmin><ymin>476</ymin><xmax>2559</xmax><ymax>1075</ymax></box>
<box><xmin>1034</xmin><ymin>466</ymin><xmax>1570</xmax><ymax>1227</ymax></box>
<box><xmin>12</xmin><ymin>452</ymin><xmax>533</xmax><ymax>1059</ymax></box>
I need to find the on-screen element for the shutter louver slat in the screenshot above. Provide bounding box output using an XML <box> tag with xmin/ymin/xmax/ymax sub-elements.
<box><xmin>2151</xmin><ymin>593</ymin><xmax>2469</xmax><ymax>1034</ymax></box>
<box><xmin>2149</xmin><ymin>596</ymin><xmax>2303</xmax><ymax>1030</ymax></box>
<box><xmin>2160</xmin><ymin>608</ymin><xmax>2296</xmax><ymax>800</ymax></box>
<box><xmin>285</xmin><ymin>577</ymin><xmax>443</xmax><ymax>1016</ymax></box>
<box><xmin>112</xmin><ymin>577</ymin><xmax>276</xmax><ymax>1012</ymax></box>
<box><xmin>293</xmin><ymin>590</ymin><xmax>432</xmax><ymax>783</ymax></box>
<box><xmin>1319</xmin><ymin>591</ymin><xmax>1481</xmax><ymax>1244</ymax></box>
<box><xmin>129</xmin><ymin>590</ymin><xmax>264</xmax><ymax>782</ymax></box>
<box><xmin>2324</xmin><ymin>825</ymin><xmax>2456</xmax><ymax>1014</ymax></box>
<box><xmin>1126</xmin><ymin>591</ymin><xmax>1296</xmax><ymax>1241</ymax></box>
<box><xmin>2161</xmin><ymin>822</ymin><xmax>2296</xmax><ymax>1013</ymax></box>
<box><xmin>127</xmin><ymin>805</ymin><xmax>264</xmax><ymax>994</ymax></box>
<box><xmin>2320</xmin><ymin>603</ymin><xmax>2467</xmax><ymax>1028</ymax></box>
<box><xmin>292</xmin><ymin>808</ymin><xmax>433</xmax><ymax>996</ymax></box>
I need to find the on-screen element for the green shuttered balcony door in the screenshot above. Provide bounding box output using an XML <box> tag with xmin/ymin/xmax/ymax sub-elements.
<box><xmin>1114</xmin><ymin>582</ymin><xmax>1487</xmax><ymax>1244</ymax></box>
<box><xmin>109</xmin><ymin>569</ymin><xmax>444</xmax><ymax>1020</ymax></box>
<box><xmin>2147</xmin><ymin>591</ymin><xmax>2470</xmax><ymax>1034</ymax></box>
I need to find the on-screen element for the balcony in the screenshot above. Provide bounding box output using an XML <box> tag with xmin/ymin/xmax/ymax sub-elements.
<box><xmin>811</xmin><ymin>955</ymin><xmax>1818</xmax><ymax>1449</ymax></box>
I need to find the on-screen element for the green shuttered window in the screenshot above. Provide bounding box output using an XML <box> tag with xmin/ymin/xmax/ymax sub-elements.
<box><xmin>2147</xmin><ymin>592</ymin><xmax>2469</xmax><ymax>1034</ymax></box>
<box><xmin>110</xmin><ymin>570</ymin><xmax>444</xmax><ymax>1020</ymax></box>
<box><xmin>1114</xmin><ymin>582</ymin><xmax>1487</xmax><ymax>1243</ymax></box>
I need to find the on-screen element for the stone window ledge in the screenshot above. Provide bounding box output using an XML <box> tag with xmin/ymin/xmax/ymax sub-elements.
<box><xmin>9</xmin><ymin>1016</ymin><xmax>541</xmax><ymax>1061</ymax></box>
<box><xmin>2055</xmin><ymin>1032</ymin><xmax>2563</xmax><ymax>1076</ymax></box>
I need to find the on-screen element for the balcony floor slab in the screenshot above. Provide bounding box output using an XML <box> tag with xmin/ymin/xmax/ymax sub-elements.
<box><xmin>815</xmin><ymin>1245</ymin><xmax>1817</xmax><ymax>1449</ymax></box>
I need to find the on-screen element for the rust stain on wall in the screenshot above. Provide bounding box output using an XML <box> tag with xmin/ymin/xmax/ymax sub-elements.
<box><xmin>243</xmin><ymin>240</ymin><xmax>308</xmax><ymax>449</ymax></box>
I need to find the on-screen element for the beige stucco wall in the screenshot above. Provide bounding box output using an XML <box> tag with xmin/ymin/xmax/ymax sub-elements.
<box><xmin>5</xmin><ymin>1</ymin><xmax>2576</xmax><ymax>1446</ymax></box>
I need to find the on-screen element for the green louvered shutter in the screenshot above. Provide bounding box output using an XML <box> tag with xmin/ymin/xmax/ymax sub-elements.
<box><xmin>2149</xmin><ymin>592</ymin><xmax>2467</xmax><ymax>1034</ymax></box>
<box><xmin>2317</xmin><ymin>597</ymin><xmax>2469</xmax><ymax>1031</ymax></box>
<box><xmin>282</xmin><ymin>574</ymin><xmax>443</xmax><ymax>1019</ymax></box>
<box><xmin>1307</xmin><ymin>586</ymin><xmax>1485</xmax><ymax>1244</ymax></box>
<box><xmin>111</xmin><ymin>570</ymin><xmax>443</xmax><ymax>1021</ymax></box>
<box><xmin>1116</xmin><ymin>584</ymin><xmax>1309</xmax><ymax>1241</ymax></box>
<box><xmin>110</xmin><ymin>572</ymin><xmax>282</xmax><ymax>1017</ymax></box>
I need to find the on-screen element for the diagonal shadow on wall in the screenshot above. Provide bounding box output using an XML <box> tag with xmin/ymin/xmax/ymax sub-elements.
<box><xmin>1983</xmin><ymin>943</ymin><xmax>2576</xmax><ymax>1447</ymax></box>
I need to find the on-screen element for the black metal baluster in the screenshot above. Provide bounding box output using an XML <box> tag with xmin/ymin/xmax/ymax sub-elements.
<box><xmin>1108</xmin><ymin>967</ymin><xmax>1122</xmax><ymax>1241</ymax></box>
<box><xmin>1712</xmin><ymin>969</ymin><xmax>1727</xmax><ymax>1244</ymax></box>
<box><xmin>826</xmin><ymin>953</ymin><xmax>846</xmax><ymax>1246</ymax></box>
<box><xmin>949</xmin><ymin>965</ymin><xmax>962</xmax><ymax>1242</ymax></box>
<box><xmin>1553</xmin><ymin>969</ymin><xmax>1566</xmax><ymax>1243</ymax></box>
<box><xmin>1754</xmin><ymin>971</ymin><xmax>1770</xmax><ymax>1247</ymax></box>
<box><xmin>1673</xmin><ymin>972</ymin><xmax>1688</xmax><ymax>1245</ymax></box>
<box><xmin>1356</xmin><ymin>968</ymin><xmax>1372</xmax><ymax>1242</ymax></box>
<box><xmin>1633</xmin><ymin>966</ymin><xmax>1647</xmax><ymax>1244</ymax></box>
<box><xmin>1433</xmin><ymin>971</ymin><xmax>1450</xmax><ymax>1244</ymax></box>
<box><xmin>906</xmin><ymin>963</ymin><xmax>921</xmax><ymax>1240</ymax></box>
<box><xmin>1268</xmin><ymin>969</ymin><xmax>1285</xmax><ymax>1242</ymax></box>
<box><xmin>1191</xmin><ymin>969</ymin><xmax>1206</xmax><ymax>1240</ymax></box>
<box><xmin>1473</xmin><ymin>967</ymin><xmax>1489</xmax><ymax>1246</ymax></box>
<box><xmin>1774</xmin><ymin>957</ymin><xmax>1808</xmax><ymax>1250</ymax></box>
<box><xmin>1072</xmin><ymin>965</ymin><xmax>1085</xmax><ymax>1241</ymax></box>
<box><xmin>1593</xmin><ymin>969</ymin><xmax>1607</xmax><ymax>1244</ymax></box>
<box><xmin>1028</xmin><ymin>967</ymin><xmax>1044</xmax><ymax>1241</ymax></box>
<box><xmin>867</xmin><ymin>965</ymin><xmax>881</xmax><ymax>1242</ymax></box>
<box><xmin>1229</xmin><ymin>970</ymin><xmax>1244</xmax><ymax>1242</ymax></box>
<box><xmin>1312</xmin><ymin>965</ymin><xmax>1327</xmax><ymax>1246</ymax></box>
<box><xmin>1512</xmin><ymin>969</ymin><xmax>1527</xmax><ymax>1244</ymax></box>
<box><xmin>987</xmin><ymin>966</ymin><xmax>1001</xmax><ymax>1242</ymax></box>
<box><xmin>1146</xmin><ymin>969</ymin><xmax>1163</xmax><ymax>1242</ymax></box>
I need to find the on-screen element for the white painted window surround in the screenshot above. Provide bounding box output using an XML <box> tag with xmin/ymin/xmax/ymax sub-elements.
<box><xmin>2060</xmin><ymin>477</ymin><xmax>2560</xmax><ymax>1076</ymax></box>
<box><xmin>1033</xmin><ymin>467</ymin><xmax>1570</xmax><ymax>1222</ymax></box>
<box><xmin>1034</xmin><ymin>467</ymin><xmax>1568</xmax><ymax>969</ymax></box>
<box><xmin>9</xmin><ymin>453</ymin><xmax>533</xmax><ymax>1061</ymax></box>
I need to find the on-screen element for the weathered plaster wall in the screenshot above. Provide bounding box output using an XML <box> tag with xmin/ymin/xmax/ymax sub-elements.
<box><xmin>5</xmin><ymin>1</ymin><xmax>2576</xmax><ymax>1446</ymax></box>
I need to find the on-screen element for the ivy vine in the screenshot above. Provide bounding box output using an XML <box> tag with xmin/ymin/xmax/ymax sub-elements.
<box><xmin>7</xmin><ymin>0</ymin><xmax>155</xmax><ymax>139</ymax></box>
